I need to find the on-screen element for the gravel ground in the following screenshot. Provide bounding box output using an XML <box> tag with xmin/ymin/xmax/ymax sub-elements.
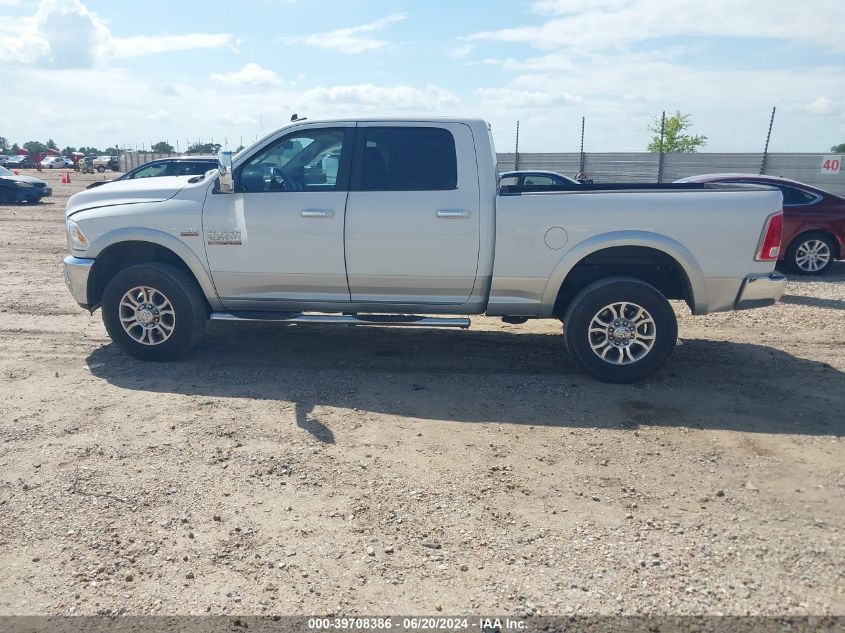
<box><xmin>0</xmin><ymin>170</ymin><xmax>843</xmax><ymax>617</ymax></box>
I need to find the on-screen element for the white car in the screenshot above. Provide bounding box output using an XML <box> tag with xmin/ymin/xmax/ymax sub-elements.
<box><xmin>40</xmin><ymin>156</ymin><xmax>73</xmax><ymax>169</ymax></box>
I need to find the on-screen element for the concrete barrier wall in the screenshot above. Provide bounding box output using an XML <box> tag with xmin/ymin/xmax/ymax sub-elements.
<box><xmin>497</xmin><ymin>152</ymin><xmax>845</xmax><ymax>196</ymax></box>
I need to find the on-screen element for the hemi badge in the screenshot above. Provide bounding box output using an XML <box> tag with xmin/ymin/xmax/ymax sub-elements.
<box><xmin>180</xmin><ymin>228</ymin><xmax>199</xmax><ymax>237</ymax></box>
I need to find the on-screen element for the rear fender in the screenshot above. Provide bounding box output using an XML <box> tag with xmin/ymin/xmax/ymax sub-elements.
<box><xmin>539</xmin><ymin>230</ymin><xmax>707</xmax><ymax>316</ymax></box>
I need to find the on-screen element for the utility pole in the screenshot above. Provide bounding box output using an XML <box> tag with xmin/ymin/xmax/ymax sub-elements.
<box><xmin>514</xmin><ymin>120</ymin><xmax>520</xmax><ymax>171</ymax></box>
<box><xmin>657</xmin><ymin>110</ymin><xmax>666</xmax><ymax>183</ymax></box>
<box><xmin>579</xmin><ymin>116</ymin><xmax>586</xmax><ymax>176</ymax></box>
<box><xmin>760</xmin><ymin>106</ymin><xmax>776</xmax><ymax>175</ymax></box>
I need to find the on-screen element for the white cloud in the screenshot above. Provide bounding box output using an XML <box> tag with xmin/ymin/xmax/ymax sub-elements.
<box><xmin>450</xmin><ymin>43</ymin><xmax>475</xmax><ymax>59</ymax></box>
<box><xmin>806</xmin><ymin>97</ymin><xmax>835</xmax><ymax>115</ymax></box>
<box><xmin>279</xmin><ymin>12</ymin><xmax>407</xmax><ymax>54</ymax></box>
<box><xmin>112</xmin><ymin>33</ymin><xmax>235</xmax><ymax>58</ymax></box>
<box><xmin>531</xmin><ymin>0</ymin><xmax>629</xmax><ymax>14</ymax></box>
<box><xmin>300</xmin><ymin>83</ymin><xmax>459</xmax><ymax>110</ymax></box>
<box><xmin>475</xmin><ymin>87</ymin><xmax>582</xmax><ymax>108</ymax></box>
<box><xmin>0</xmin><ymin>0</ymin><xmax>235</xmax><ymax>67</ymax></box>
<box><xmin>467</xmin><ymin>0</ymin><xmax>845</xmax><ymax>53</ymax></box>
<box><xmin>211</xmin><ymin>63</ymin><xmax>282</xmax><ymax>87</ymax></box>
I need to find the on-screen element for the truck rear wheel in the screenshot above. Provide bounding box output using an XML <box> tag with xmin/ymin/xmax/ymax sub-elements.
<box><xmin>101</xmin><ymin>263</ymin><xmax>207</xmax><ymax>361</ymax></box>
<box><xmin>563</xmin><ymin>277</ymin><xmax>677</xmax><ymax>383</ymax></box>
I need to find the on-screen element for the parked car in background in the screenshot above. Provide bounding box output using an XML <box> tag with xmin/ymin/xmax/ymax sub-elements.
<box><xmin>678</xmin><ymin>174</ymin><xmax>845</xmax><ymax>275</ymax></box>
<box><xmin>498</xmin><ymin>170</ymin><xmax>579</xmax><ymax>188</ymax></box>
<box><xmin>0</xmin><ymin>165</ymin><xmax>52</xmax><ymax>203</ymax></box>
<box><xmin>4</xmin><ymin>155</ymin><xmax>37</xmax><ymax>169</ymax></box>
<box><xmin>92</xmin><ymin>156</ymin><xmax>120</xmax><ymax>173</ymax></box>
<box><xmin>86</xmin><ymin>157</ymin><xmax>217</xmax><ymax>189</ymax></box>
<box><xmin>40</xmin><ymin>156</ymin><xmax>74</xmax><ymax>169</ymax></box>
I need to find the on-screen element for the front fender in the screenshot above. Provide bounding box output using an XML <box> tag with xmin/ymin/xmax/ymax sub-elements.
<box><xmin>84</xmin><ymin>227</ymin><xmax>223</xmax><ymax>310</ymax></box>
<box><xmin>539</xmin><ymin>230</ymin><xmax>707</xmax><ymax>316</ymax></box>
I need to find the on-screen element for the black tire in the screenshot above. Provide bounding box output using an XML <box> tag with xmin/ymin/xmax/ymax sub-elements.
<box><xmin>563</xmin><ymin>277</ymin><xmax>677</xmax><ymax>383</ymax></box>
<box><xmin>101</xmin><ymin>263</ymin><xmax>207</xmax><ymax>361</ymax></box>
<box><xmin>97</xmin><ymin>166</ymin><xmax>106</xmax><ymax>173</ymax></box>
<box><xmin>785</xmin><ymin>232</ymin><xmax>836</xmax><ymax>275</ymax></box>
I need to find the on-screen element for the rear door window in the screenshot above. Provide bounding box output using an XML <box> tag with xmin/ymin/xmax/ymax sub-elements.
<box><xmin>356</xmin><ymin>127</ymin><xmax>457</xmax><ymax>191</ymax></box>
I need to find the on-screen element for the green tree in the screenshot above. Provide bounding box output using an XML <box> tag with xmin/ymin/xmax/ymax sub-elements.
<box><xmin>11</xmin><ymin>143</ymin><xmax>20</xmax><ymax>153</ymax></box>
<box><xmin>105</xmin><ymin>146</ymin><xmax>121</xmax><ymax>156</ymax></box>
<box><xmin>61</xmin><ymin>146</ymin><xmax>78</xmax><ymax>154</ymax></box>
<box><xmin>46</xmin><ymin>138</ymin><xmax>58</xmax><ymax>150</ymax></box>
<box><xmin>187</xmin><ymin>141</ymin><xmax>221</xmax><ymax>154</ymax></box>
<box><xmin>647</xmin><ymin>111</ymin><xmax>708</xmax><ymax>153</ymax></box>
<box><xmin>0</xmin><ymin>137</ymin><xmax>9</xmax><ymax>153</ymax></box>
<box><xmin>23</xmin><ymin>140</ymin><xmax>47</xmax><ymax>154</ymax></box>
<box><xmin>151</xmin><ymin>141</ymin><xmax>175</xmax><ymax>153</ymax></box>
<box><xmin>831</xmin><ymin>143</ymin><xmax>845</xmax><ymax>153</ymax></box>
<box><xmin>78</xmin><ymin>146</ymin><xmax>101</xmax><ymax>155</ymax></box>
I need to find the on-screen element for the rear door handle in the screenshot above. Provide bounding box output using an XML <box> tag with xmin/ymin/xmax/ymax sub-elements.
<box><xmin>436</xmin><ymin>209</ymin><xmax>470</xmax><ymax>219</ymax></box>
<box><xmin>301</xmin><ymin>209</ymin><xmax>334</xmax><ymax>218</ymax></box>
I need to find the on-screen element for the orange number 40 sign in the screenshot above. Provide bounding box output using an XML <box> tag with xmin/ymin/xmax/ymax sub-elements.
<box><xmin>821</xmin><ymin>155</ymin><xmax>842</xmax><ymax>174</ymax></box>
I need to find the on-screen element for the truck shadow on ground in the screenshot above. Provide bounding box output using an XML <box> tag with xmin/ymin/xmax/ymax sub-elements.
<box><xmin>86</xmin><ymin>323</ymin><xmax>845</xmax><ymax>442</ymax></box>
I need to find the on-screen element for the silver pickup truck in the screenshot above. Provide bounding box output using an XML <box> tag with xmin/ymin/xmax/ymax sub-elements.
<box><xmin>63</xmin><ymin>117</ymin><xmax>785</xmax><ymax>382</ymax></box>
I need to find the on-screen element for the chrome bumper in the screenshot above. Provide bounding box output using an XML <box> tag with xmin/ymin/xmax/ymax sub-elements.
<box><xmin>734</xmin><ymin>272</ymin><xmax>786</xmax><ymax>310</ymax></box>
<box><xmin>63</xmin><ymin>256</ymin><xmax>94</xmax><ymax>309</ymax></box>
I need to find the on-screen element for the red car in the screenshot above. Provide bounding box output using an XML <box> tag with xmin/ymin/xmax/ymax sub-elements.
<box><xmin>678</xmin><ymin>174</ymin><xmax>845</xmax><ymax>274</ymax></box>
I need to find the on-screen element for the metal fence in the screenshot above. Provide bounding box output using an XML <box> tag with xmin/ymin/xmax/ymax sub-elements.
<box><xmin>119</xmin><ymin>151</ymin><xmax>180</xmax><ymax>172</ymax></box>
<box><xmin>497</xmin><ymin>152</ymin><xmax>845</xmax><ymax>196</ymax></box>
<box><xmin>116</xmin><ymin>149</ymin><xmax>845</xmax><ymax>197</ymax></box>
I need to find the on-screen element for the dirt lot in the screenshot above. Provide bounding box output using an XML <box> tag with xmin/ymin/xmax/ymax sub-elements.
<box><xmin>0</xmin><ymin>170</ymin><xmax>843</xmax><ymax>617</ymax></box>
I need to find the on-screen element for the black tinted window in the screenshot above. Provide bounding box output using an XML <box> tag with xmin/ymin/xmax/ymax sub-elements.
<box><xmin>173</xmin><ymin>162</ymin><xmax>215</xmax><ymax>176</ymax></box>
<box><xmin>523</xmin><ymin>175</ymin><xmax>558</xmax><ymax>186</ymax></box>
<box><xmin>360</xmin><ymin>127</ymin><xmax>457</xmax><ymax>191</ymax></box>
<box><xmin>777</xmin><ymin>185</ymin><xmax>816</xmax><ymax>206</ymax></box>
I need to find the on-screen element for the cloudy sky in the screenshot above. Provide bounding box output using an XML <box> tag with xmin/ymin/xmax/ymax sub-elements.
<box><xmin>1</xmin><ymin>0</ymin><xmax>843</xmax><ymax>153</ymax></box>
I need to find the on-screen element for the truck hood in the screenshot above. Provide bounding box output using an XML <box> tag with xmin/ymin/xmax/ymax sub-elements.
<box><xmin>66</xmin><ymin>176</ymin><xmax>192</xmax><ymax>217</ymax></box>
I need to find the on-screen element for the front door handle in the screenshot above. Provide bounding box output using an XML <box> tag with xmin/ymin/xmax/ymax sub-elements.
<box><xmin>436</xmin><ymin>209</ymin><xmax>470</xmax><ymax>219</ymax></box>
<box><xmin>301</xmin><ymin>209</ymin><xmax>334</xmax><ymax>218</ymax></box>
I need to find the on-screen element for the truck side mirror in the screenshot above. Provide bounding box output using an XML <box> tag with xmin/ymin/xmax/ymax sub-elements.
<box><xmin>217</xmin><ymin>150</ymin><xmax>233</xmax><ymax>193</ymax></box>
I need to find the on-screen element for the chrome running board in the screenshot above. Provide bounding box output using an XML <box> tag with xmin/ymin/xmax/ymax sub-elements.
<box><xmin>210</xmin><ymin>312</ymin><xmax>471</xmax><ymax>329</ymax></box>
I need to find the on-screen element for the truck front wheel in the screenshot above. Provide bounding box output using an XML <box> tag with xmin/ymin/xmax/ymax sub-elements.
<box><xmin>101</xmin><ymin>263</ymin><xmax>207</xmax><ymax>361</ymax></box>
<box><xmin>563</xmin><ymin>277</ymin><xmax>677</xmax><ymax>383</ymax></box>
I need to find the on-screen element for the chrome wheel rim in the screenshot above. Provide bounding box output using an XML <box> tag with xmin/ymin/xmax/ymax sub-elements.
<box><xmin>588</xmin><ymin>302</ymin><xmax>656</xmax><ymax>365</ymax></box>
<box><xmin>795</xmin><ymin>239</ymin><xmax>830</xmax><ymax>272</ymax></box>
<box><xmin>119</xmin><ymin>286</ymin><xmax>176</xmax><ymax>346</ymax></box>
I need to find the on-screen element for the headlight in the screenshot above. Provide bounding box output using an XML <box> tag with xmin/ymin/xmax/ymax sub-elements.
<box><xmin>15</xmin><ymin>181</ymin><xmax>35</xmax><ymax>188</ymax></box>
<box><xmin>66</xmin><ymin>219</ymin><xmax>89</xmax><ymax>251</ymax></box>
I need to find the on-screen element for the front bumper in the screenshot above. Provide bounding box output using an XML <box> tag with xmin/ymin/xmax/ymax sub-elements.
<box><xmin>734</xmin><ymin>272</ymin><xmax>786</xmax><ymax>310</ymax></box>
<box><xmin>63</xmin><ymin>256</ymin><xmax>94</xmax><ymax>309</ymax></box>
<box><xmin>14</xmin><ymin>186</ymin><xmax>51</xmax><ymax>202</ymax></box>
